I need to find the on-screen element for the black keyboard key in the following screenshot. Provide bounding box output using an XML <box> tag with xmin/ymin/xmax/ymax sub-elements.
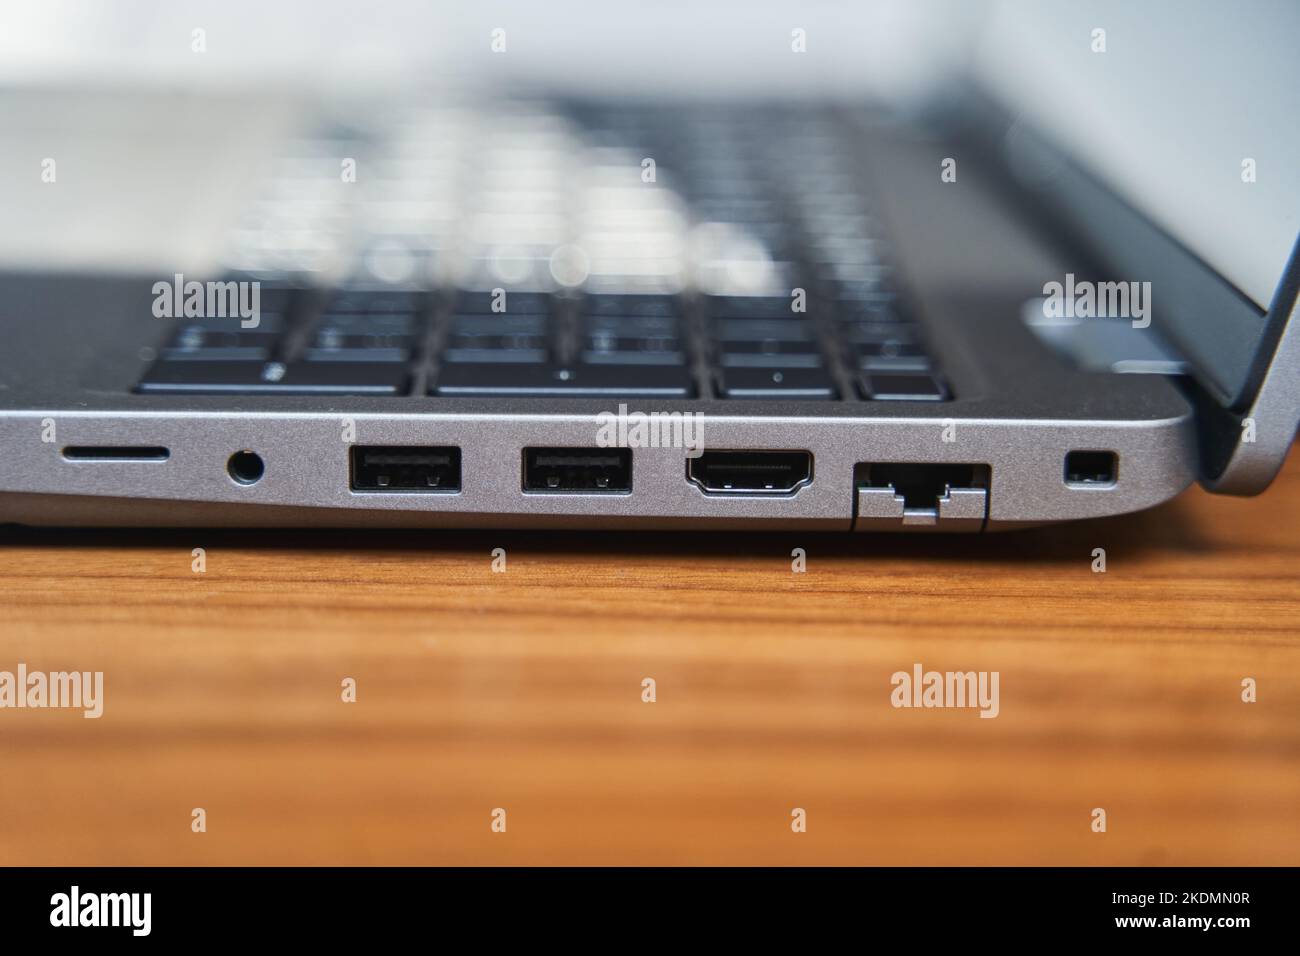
<box><xmin>858</xmin><ymin>355</ymin><xmax>931</xmax><ymax>372</ymax></box>
<box><xmin>269</xmin><ymin>362</ymin><xmax>409</xmax><ymax>394</ymax></box>
<box><xmin>717</xmin><ymin>339</ymin><xmax>823</xmax><ymax>368</ymax></box>
<box><xmin>432</xmin><ymin>363</ymin><xmax>694</xmax><ymax>398</ymax></box>
<box><xmin>317</xmin><ymin>312</ymin><xmax>417</xmax><ymax>335</ymax></box>
<box><xmin>720</xmin><ymin>353</ymin><xmax>822</xmax><ymax>369</ymax></box>
<box><xmin>717</xmin><ymin>367</ymin><xmax>837</xmax><ymax>400</ymax></box>
<box><xmin>585</xmin><ymin>314</ymin><xmax>679</xmax><ymax>335</ymax></box>
<box><xmin>821</xmin><ymin>262</ymin><xmax>891</xmax><ymax>284</ymax></box>
<box><xmin>581</xmin><ymin>315</ymin><xmax>684</xmax><ymax>365</ymax></box>
<box><xmin>443</xmin><ymin>336</ymin><xmax>549</xmax><ymax>364</ymax></box>
<box><xmin>834</xmin><ymin>278</ymin><xmax>894</xmax><ymax>301</ymax></box>
<box><xmin>257</xmin><ymin>286</ymin><xmax>298</xmax><ymax>311</ymax></box>
<box><xmin>454</xmin><ymin>290</ymin><xmax>552</xmax><ymax>314</ymax></box>
<box><xmin>714</xmin><ymin>318</ymin><xmax>813</xmax><ymax>342</ymax></box>
<box><xmin>693</xmin><ymin>198</ymin><xmax>782</xmax><ymax>223</ymax></box>
<box><xmin>163</xmin><ymin>328</ymin><xmax>279</xmax><ymax>361</ymax></box>
<box><xmin>583</xmin><ymin>294</ymin><xmax>679</xmax><ymax>318</ymax></box>
<box><xmin>136</xmin><ymin>361</ymin><xmax>268</xmax><ymax>393</ymax></box>
<box><xmin>860</xmin><ymin>372</ymin><xmax>949</xmax><ymax>401</ymax></box>
<box><xmin>706</xmin><ymin>295</ymin><xmax>801</xmax><ymax>319</ymax></box>
<box><xmin>312</xmin><ymin>329</ymin><xmax>414</xmax><ymax>349</ymax></box>
<box><xmin>303</xmin><ymin>315</ymin><xmax>418</xmax><ymax>362</ymax></box>
<box><xmin>326</xmin><ymin>290</ymin><xmax>426</xmax><ymax>315</ymax></box>
<box><xmin>583</xmin><ymin>332</ymin><xmax>684</xmax><ymax>366</ymax></box>
<box><xmin>170</xmin><ymin>312</ymin><xmax>287</xmax><ymax>334</ymax></box>
<box><xmin>303</xmin><ymin>329</ymin><xmax>415</xmax><ymax>363</ymax></box>
<box><xmin>137</xmin><ymin>360</ymin><xmax>408</xmax><ymax>395</ymax></box>
<box><xmin>450</xmin><ymin>314</ymin><xmax>548</xmax><ymax>335</ymax></box>
<box><xmin>854</xmin><ymin>340</ymin><xmax>929</xmax><ymax>368</ymax></box>
<box><xmin>837</xmin><ymin>300</ymin><xmax>908</xmax><ymax>324</ymax></box>
<box><xmin>844</xmin><ymin>321</ymin><xmax>918</xmax><ymax>344</ymax></box>
<box><xmin>444</xmin><ymin>315</ymin><xmax>551</xmax><ymax>363</ymax></box>
<box><xmin>581</xmin><ymin>348</ymin><xmax>684</xmax><ymax>367</ymax></box>
<box><xmin>580</xmin><ymin>351</ymin><xmax>685</xmax><ymax>368</ymax></box>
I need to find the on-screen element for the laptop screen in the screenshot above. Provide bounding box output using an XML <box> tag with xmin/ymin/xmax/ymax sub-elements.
<box><xmin>976</xmin><ymin>0</ymin><xmax>1299</xmax><ymax>313</ymax></box>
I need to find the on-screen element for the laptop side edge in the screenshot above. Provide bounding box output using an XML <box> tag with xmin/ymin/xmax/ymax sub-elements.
<box><xmin>1197</xmin><ymin>235</ymin><xmax>1300</xmax><ymax>494</ymax></box>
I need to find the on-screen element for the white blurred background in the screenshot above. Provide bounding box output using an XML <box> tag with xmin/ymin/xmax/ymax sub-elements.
<box><xmin>0</xmin><ymin>0</ymin><xmax>1296</xmax><ymax>305</ymax></box>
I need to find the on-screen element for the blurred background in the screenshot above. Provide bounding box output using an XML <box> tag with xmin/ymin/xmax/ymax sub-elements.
<box><xmin>0</xmin><ymin>0</ymin><xmax>1296</xmax><ymax>305</ymax></box>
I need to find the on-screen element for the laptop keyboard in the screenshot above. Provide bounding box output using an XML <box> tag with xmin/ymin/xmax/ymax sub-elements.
<box><xmin>137</xmin><ymin>103</ymin><xmax>949</xmax><ymax>402</ymax></box>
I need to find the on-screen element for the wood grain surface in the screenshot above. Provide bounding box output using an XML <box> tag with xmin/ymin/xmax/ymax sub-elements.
<box><xmin>1</xmin><ymin>450</ymin><xmax>1298</xmax><ymax>866</ymax></box>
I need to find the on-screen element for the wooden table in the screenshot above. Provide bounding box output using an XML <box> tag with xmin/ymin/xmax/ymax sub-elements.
<box><xmin>2</xmin><ymin>450</ymin><xmax>1297</xmax><ymax>866</ymax></box>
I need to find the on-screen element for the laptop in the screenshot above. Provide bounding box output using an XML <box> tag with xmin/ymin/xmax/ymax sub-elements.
<box><xmin>1</xmin><ymin>2</ymin><xmax>1296</xmax><ymax>531</ymax></box>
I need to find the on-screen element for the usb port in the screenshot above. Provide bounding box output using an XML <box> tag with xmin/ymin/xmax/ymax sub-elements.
<box><xmin>523</xmin><ymin>448</ymin><xmax>631</xmax><ymax>493</ymax></box>
<box><xmin>350</xmin><ymin>446</ymin><xmax>461</xmax><ymax>492</ymax></box>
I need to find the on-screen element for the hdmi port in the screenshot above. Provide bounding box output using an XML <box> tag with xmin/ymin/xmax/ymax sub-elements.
<box><xmin>687</xmin><ymin>450</ymin><xmax>812</xmax><ymax>495</ymax></box>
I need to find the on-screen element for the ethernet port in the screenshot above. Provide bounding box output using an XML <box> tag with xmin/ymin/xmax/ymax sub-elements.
<box><xmin>853</xmin><ymin>463</ymin><xmax>990</xmax><ymax>531</ymax></box>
